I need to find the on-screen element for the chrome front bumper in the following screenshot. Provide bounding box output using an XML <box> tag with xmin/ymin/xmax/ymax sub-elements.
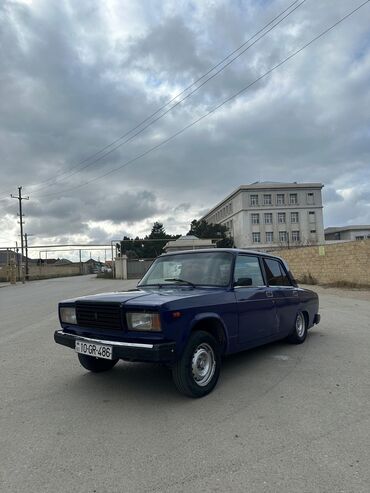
<box><xmin>54</xmin><ymin>330</ymin><xmax>176</xmax><ymax>363</ymax></box>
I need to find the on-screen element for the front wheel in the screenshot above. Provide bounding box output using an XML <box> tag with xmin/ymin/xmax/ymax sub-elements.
<box><xmin>172</xmin><ymin>331</ymin><xmax>221</xmax><ymax>398</ymax></box>
<box><xmin>78</xmin><ymin>353</ymin><xmax>119</xmax><ymax>372</ymax></box>
<box><xmin>286</xmin><ymin>311</ymin><xmax>307</xmax><ymax>344</ymax></box>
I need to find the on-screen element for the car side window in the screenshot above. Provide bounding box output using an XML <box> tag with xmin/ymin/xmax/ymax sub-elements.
<box><xmin>234</xmin><ymin>255</ymin><xmax>265</xmax><ymax>287</ymax></box>
<box><xmin>263</xmin><ymin>258</ymin><xmax>291</xmax><ymax>286</ymax></box>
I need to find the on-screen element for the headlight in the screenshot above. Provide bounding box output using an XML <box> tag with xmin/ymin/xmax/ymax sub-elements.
<box><xmin>60</xmin><ymin>306</ymin><xmax>77</xmax><ymax>325</ymax></box>
<box><xmin>126</xmin><ymin>312</ymin><xmax>161</xmax><ymax>332</ymax></box>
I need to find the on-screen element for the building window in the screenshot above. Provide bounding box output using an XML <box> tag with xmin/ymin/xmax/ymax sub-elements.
<box><xmin>355</xmin><ymin>236</ymin><xmax>365</xmax><ymax>240</ymax></box>
<box><xmin>264</xmin><ymin>213</ymin><xmax>273</xmax><ymax>224</ymax></box>
<box><xmin>276</xmin><ymin>194</ymin><xmax>285</xmax><ymax>205</ymax></box>
<box><xmin>279</xmin><ymin>231</ymin><xmax>288</xmax><ymax>242</ymax></box>
<box><xmin>310</xmin><ymin>230</ymin><xmax>316</xmax><ymax>234</ymax></box>
<box><xmin>307</xmin><ymin>192</ymin><xmax>314</xmax><ymax>205</ymax></box>
<box><xmin>309</xmin><ymin>211</ymin><xmax>316</xmax><ymax>222</ymax></box>
<box><xmin>289</xmin><ymin>193</ymin><xmax>298</xmax><ymax>205</ymax></box>
<box><xmin>292</xmin><ymin>230</ymin><xmax>300</xmax><ymax>242</ymax></box>
<box><xmin>265</xmin><ymin>232</ymin><xmax>274</xmax><ymax>243</ymax></box>
<box><xmin>278</xmin><ymin>212</ymin><xmax>286</xmax><ymax>223</ymax></box>
<box><xmin>291</xmin><ymin>212</ymin><xmax>299</xmax><ymax>223</ymax></box>
<box><xmin>252</xmin><ymin>232</ymin><xmax>261</xmax><ymax>243</ymax></box>
<box><xmin>263</xmin><ymin>194</ymin><xmax>272</xmax><ymax>205</ymax></box>
<box><xmin>251</xmin><ymin>213</ymin><xmax>260</xmax><ymax>225</ymax></box>
<box><xmin>250</xmin><ymin>194</ymin><xmax>259</xmax><ymax>206</ymax></box>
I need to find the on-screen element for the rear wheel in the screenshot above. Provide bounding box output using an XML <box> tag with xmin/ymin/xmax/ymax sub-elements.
<box><xmin>172</xmin><ymin>330</ymin><xmax>221</xmax><ymax>398</ymax></box>
<box><xmin>78</xmin><ymin>353</ymin><xmax>119</xmax><ymax>372</ymax></box>
<box><xmin>287</xmin><ymin>311</ymin><xmax>307</xmax><ymax>344</ymax></box>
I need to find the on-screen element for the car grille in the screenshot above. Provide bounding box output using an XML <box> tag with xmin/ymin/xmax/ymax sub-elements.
<box><xmin>76</xmin><ymin>302</ymin><xmax>123</xmax><ymax>330</ymax></box>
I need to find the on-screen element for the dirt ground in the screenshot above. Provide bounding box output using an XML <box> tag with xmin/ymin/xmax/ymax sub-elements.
<box><xmin>301</xmin><ymin>283</ymin><xmax>370</xmax><ymax>302</ymax></box>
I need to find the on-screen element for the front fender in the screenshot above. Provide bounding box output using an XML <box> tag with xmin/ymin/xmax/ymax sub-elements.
<box><xmin>187</xmin><ymin>312</ymin><xmax>230</xmax><ymax>354</ymax></box>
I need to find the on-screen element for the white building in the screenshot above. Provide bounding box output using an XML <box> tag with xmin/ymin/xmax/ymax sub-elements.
<box><xmin>325</xmin><ymin>225</ymin><xmax>370</xmax><ymax>241</ymax></box>
<box><xmin>163</xmin><ymin>235</ymin><xmax>215</xmax><ymax>253</ymax></box>
<box><xmin>201</xmin><ymin>182</ymin><xmax>324</xmax><ymax>249</ymax></box>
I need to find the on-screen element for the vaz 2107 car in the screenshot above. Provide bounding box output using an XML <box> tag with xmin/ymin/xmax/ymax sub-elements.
<box><xmin>54</xmin><ymin>249</ymin><xmax>320</xmax><ymax>397</ymax></box>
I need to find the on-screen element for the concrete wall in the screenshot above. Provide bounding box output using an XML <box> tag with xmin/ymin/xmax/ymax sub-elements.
<box><xmin>27</xmin><ymin>264</ymin><xmax>82</xmax><ymax>280</ymax></box>
<box><xmin>0</xmin><ymin>263</ymin><xmax>83</xmax><ymax>281</ymax></box>
<box><xmin>270</xmin><ymin>240</ymin><xmax>370</xmax><ymax>287</ymax></box>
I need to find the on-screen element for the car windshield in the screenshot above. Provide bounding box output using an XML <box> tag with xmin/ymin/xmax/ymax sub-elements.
<box><xmin>139</xmin><ymin>251</ymin><xmax>233</xmax><ymax>287</ymax></box>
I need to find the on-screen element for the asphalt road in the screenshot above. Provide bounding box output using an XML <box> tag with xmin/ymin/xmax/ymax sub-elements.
<box><xmin>0</xmin><ymin>275</ymin><xmax>369</xmax><ymax>493</ymax></box>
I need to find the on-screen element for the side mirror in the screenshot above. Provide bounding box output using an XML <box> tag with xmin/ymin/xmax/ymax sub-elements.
<box><xmin>234</xmin><ymin>277</ymin><xmax>253</xmax><ymax>287</ymax></box>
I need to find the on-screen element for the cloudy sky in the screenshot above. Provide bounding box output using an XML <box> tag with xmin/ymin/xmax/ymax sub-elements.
<box><xmin>0</xmin><ymin>0</ymin><xmax>369</xmax><ymax>258</ymax></box>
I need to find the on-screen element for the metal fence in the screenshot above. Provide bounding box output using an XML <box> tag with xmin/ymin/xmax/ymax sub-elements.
<box><xmin>127</xmin><ymin>259</ymin><xmax>154</xmax><ymax>280</ymax></box>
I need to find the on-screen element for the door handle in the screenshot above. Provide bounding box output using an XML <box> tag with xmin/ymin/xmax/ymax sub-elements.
<box><xmin>266</xmin><ymin>291</ymin><xmax>274</xmax><ymax>298</ymax></box>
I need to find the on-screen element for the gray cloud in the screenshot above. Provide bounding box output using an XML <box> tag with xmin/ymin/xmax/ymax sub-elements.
<box><xmin>127</xmin><ymin>15</ymin><xmax>207</xmax><ymax>79</ymax></box>
<box><xmin>323</xmin><ymin>187</ymin><xmax>344</xmax><ymax>204</ymax></box>
<box><xmin>92</xmin><ymin>190</ymin><xmax>160</xmax><ymax>224</ymax></box>
<box><xmin>1</xmin><ymin>0</ymin><xmax>370</xmax><ymax>250</ymax></box>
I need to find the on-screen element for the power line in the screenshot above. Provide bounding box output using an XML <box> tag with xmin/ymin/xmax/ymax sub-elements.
<box><xmin>32</xmin><ymin>0</ymin><xmax>370</xmax><ymax>200</ymax></box>
<box><xmin>0</xmin><ymin>0</ymin><xmax>305</xmax><ymax>199</ymax></box>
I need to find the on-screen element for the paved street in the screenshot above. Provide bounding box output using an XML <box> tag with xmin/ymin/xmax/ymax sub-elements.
<box><xmin>0</xmin><ymin>275</ymin><xmax>369</xmax><ymax>492</ymax></box>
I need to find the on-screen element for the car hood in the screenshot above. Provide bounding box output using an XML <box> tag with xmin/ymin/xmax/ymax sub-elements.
<box><xmin>60</xmin><ymin>287</ymin><xmax>225</xmax><ymax>307</ymax></box>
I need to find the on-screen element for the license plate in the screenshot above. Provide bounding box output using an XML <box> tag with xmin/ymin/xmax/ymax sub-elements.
<box><xmin>75</xmin><ymin>340</ymin><xmax>113</xmax><ymax>360</ymax></box>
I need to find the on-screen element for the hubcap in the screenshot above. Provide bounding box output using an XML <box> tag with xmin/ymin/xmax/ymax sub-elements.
<box><xmin>191</xmin><ymin>343</ymin><xmax>216</xmax><ymax>387</ymax></box>
<box><xmin>296</xmin><ymin>313</ymin><xmax>305</xmax><ymax>338</ymax></box>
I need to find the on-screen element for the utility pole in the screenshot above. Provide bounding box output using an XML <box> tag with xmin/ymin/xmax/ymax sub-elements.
<box><xmin>24</xmin><ymin>233</ymin><xmax>33</xmax><ymax>281</ymax></box>
<box><xmin>24</xmin><ymin>233</ymin><xmax>28</xmax><ymax>280</ymax></box>
<box><xmin>15</xmin><ymin>241</ymin><xmax>20</xmax><ymax>281</ymax></box>
<box><xmin>11</xmin><ymin>186</ymin><xmax>29</xmax><ymax>284</ymax></box>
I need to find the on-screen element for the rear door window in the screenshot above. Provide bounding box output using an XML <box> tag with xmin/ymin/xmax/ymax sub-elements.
<box><xmin>263</xmin><ymin>258</ymin><xmax>291</xmax><ymax>286</ymax></box>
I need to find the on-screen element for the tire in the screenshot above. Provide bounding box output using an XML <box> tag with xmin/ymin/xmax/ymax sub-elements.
<box><xmin>78</xmin><ymin>353</ymin><xmax>119</xmax><ymax>372</ymax></box>
<box><xmin>286</xmin><ymin>311</ymin><xmax>307</xmax><ymax>344</ymax></box>
<box><xmin>172</xmin><ymin>330</ymin><xmax>221</xmax><ymax>398</ymax></box>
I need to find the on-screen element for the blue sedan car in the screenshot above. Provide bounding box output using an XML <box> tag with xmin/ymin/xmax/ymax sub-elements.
<box><xmin>54</xmin><ymin>249</ymin><xmax>320</xmax><ymax>397</ymax></box>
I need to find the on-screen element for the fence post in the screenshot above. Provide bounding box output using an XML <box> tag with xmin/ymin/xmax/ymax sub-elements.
<box><xmin>114</xmin><ymin>255</ymin><xmax>128</xmax><ymax>280</ymax></box>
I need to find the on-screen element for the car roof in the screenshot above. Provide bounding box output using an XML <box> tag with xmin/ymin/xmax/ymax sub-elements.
<box><xmin>160</xmin><ymin>248</ymin><xmax>286</xmax><ymax>263</ymax></box>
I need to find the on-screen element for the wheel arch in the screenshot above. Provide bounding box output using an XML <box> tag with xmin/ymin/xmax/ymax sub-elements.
<box><xmin>190</xmin><ymin>314</ymin><xmax>228</xmax><ymax>354</ymax></box>
<box><xmin>301</xmin><ymin>309</ymin><xmax>309</xmax><ymax>327</ymax></box>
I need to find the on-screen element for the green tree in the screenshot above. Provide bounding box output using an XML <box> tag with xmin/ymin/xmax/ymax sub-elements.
<box><xmin>118</xmin><ymin>222</ymin><xmax>179</xmax><ymax>259</ymax></box>
<box><xmin>149</xmin><ymin>221</ymin><xmax>167</xmax><ymax>239</ymax></box>
<box><xmin>188</xmin><ymin>219</ymin><xmax>234</xmax><ymax>248</ymax></box>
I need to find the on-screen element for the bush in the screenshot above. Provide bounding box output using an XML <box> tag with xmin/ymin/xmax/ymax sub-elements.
<box><xmin>297</xmin><ymin>273</ymin><xmax>318</xmax><ymax>285</ymax></box>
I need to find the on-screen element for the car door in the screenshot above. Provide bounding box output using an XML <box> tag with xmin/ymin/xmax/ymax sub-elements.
<box><xmin>233</xmin><ymin>254</ymin><xmax>278</xmax><ymax>346</ymax></box>
<box><xmin>262</xmin><ymin>257</ymin><xmax>300</xmax><ymax>336</ymax></box>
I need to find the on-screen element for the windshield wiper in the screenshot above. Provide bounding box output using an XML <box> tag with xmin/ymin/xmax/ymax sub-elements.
<box><xmin>164</xmin><ymin>278</ymin><xmax>196</xmax><ymax>287</ymax></box>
